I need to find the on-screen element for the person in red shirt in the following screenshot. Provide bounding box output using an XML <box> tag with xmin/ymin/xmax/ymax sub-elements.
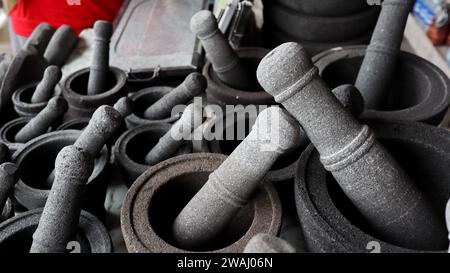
<box><xmin>3</xmin><ymin>0</ymin><xmax>125</xmax><ymax>53</ymax></box>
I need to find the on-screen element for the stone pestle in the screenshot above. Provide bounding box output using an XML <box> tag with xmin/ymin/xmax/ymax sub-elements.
<box><xmin>256</xmin><ymin>42</ymin><xmax>447</xmax><ymax>250</ymax></box>
<box><xmin>354</xmin><ymin>0</ymin><xmax>415</xmax><ymax>109</ymax></box>
<box><xmin>190</xmin><ymin>10</ymin><xmax>254</xmax><ymax>90</ymax></box>
<box><xmin>29</xmin><ymin>145</ymin><xmax>94</xmax><ymax>253</ymax></box>
<box><xmin>45</xmin><ymin>105</ymin><xmax>122</xmax><ymax>188</ymax></box>
<box><xmin>173</xmin><ymin>107</ymin><xmax>300</xmax><ymax>248</ymax></box>
<box><xmin>144</xmin><ymin>103</ymin><xmax>203</xmax><ymax>166</ymax></box>
<box><xmin>31</xmin><ymin>65</ymin><xmax>62</xmax><ymax>104</ymax></box>
<box><xmin>43</xmin><ymin>25</ymin><xmax>78</xmax><ymax>67</ymax></box>
<box><xmin>14</xmin><ymin>96</ymin><xmax>68</xmax><ymax>143</ymax></box>
<box><xmin>73</xmin><ymin>105</ymin><xmax>122</xmax><ymax>157</ymax></box>
<box><xmin>87</xmin><ymin>21</ymin><xmax>113</xmax><ymax>96</ymax></box>
<box><xmin>23</xmin><ymin>23</ymin><xmax>55</xmax><ymax>56</ymax></box>
<box><xmin>143</xmin><ymin>72</ymin><xmax>206</xmax><ymax>120</ymax></box>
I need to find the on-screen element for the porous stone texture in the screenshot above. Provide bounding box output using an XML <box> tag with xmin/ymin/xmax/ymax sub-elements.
<box><xmin>31</xmin><ymin>65</ymin><xmax>62</xmax><ymax>104</ymax></box>
<box><xmin>87</xmin><ymin>21</ymin><xmax>113</xmax><ymax>95</ymax></box>
<box><xmin>43</xmin><ymin>25</ymin><xmax>78</xmax><ymax>67</ymax></box>
<box><xmin>114</xmin><ymin>97</ymin><xmax>133</xmax><ymax>118</ymax></box>
<box><xmin>191</xmin><ymin>10</ymin><xmax>253</xmax><ymax>90</ymax></box>
<box><xmin>30</xmin><ymin>145</ymin><xmax>94</xmax><ymax>253</ymax></box>
<box><xmin>355</xmin><ymin>0</ymin><xmax>415</xmax><ymax>109</ymax></box>
<box><xmin>74</xmin><ymin>105</ymin><xmax>122</xmax><ymax>157</ymax></box>
<box><xmin>173</xmin><ymin>107</ymin><xmax>300</xmax><ymax>249</ymax></box>
<box><xmin>143</xmin><ymin>72</ymin><xmax>206</xmax><ymax>120</ymax></box>
<box><xmin>144</xmin><ymin>103</ymin><xmax>203</xmax><ymax>165</ymax></box>
<box><xmin>256</xmin><ymin>42</ymin><xmax>447</xmax><ymax>250</ymax></box>
<box><xmin>0</xmin><ymin>163</ymin><xmax>18</xmax><ymax>215</ymax></box>
<box><xmin>121</xmin><ymin>153</ymin><xmax>281</xmax><ymax>253</ymax></box>
<box><xmin>295</xmin><ymin>120</ymin><xmax>450</xmax><ymax>252</ymax></box>
<box><xmin>14</xmin><ymin>96</ymin><xmax>68</xmax><ymax>143</ymax></box>
<box><xmin>243</xmin><ymin>233</ymin><xmax>296</xmax><ymax>253</ymax></box>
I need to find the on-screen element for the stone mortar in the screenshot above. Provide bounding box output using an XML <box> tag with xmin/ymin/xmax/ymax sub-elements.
<box><xmin>62</xmin><ymin>67</ymin><xmax>127</xmax><ymax>119</ymax></box>
<box><xmin>114</xmin><ymin>123</ymin><xmax>194</xmax><ymax>185</ymax></box>
<box><xmin>313</xmin><ymin>45</ymin><xmax>450</xmax><ymax>125</ymax></box>
<box><xmin>121</xmin><ymin>153</ymin><xmax>281</xmax><ymax>253</ymax></box>
<box><xmin>173</xmin><ymin>107</ymin><xmax>299</xmax><ymax>249</ymax></box>
<box><xmin>12</xmin><ymin>130</ymin><xmax>109</xmax><ymax>219</ymax></box>
<box><xmin>30</xmin><ymin>145</ymin><xmax>94</xmax><ymax>253</ymax></box>
<box><xmin>0</xmin><ymin>208</ymin><xmax>111</xmax><ymax>253</ymax></box>
<box><xmin>295</xmin><ymin>120</ymin><xmax>450</xmax><ymax>252</ymax></box>
<box><xmin>125</xmin><ymin>86</ymin><xmax>180</xmax><ymax>129</ymax></box>
<box><xmin>0</xmin><ymin>117</ymin><xmax>33</xmax><ymax>153</ymax></box>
